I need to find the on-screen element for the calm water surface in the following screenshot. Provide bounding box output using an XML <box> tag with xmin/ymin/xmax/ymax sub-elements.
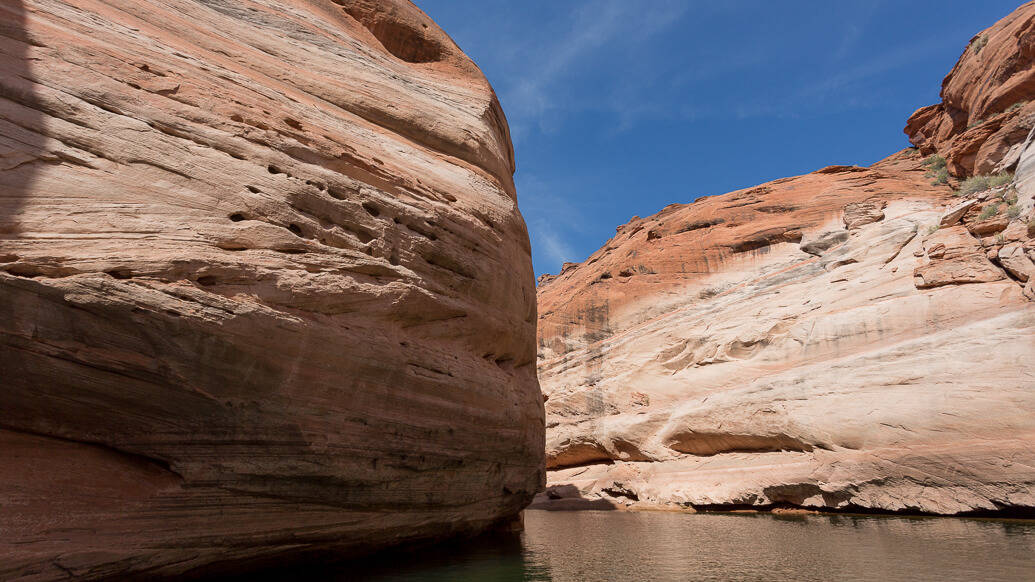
<box><xmin>343</xmin><ymin>510</ymin><xmax>1034</xmax><ymax>581</ymax></box>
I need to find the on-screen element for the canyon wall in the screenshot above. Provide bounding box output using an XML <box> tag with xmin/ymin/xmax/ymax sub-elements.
<box><xmin>0</xmin><ymin>1</ymin><xmax>542</xmax><ymax>579</ymax></box>
<box><xmin>535</xmin><ymin>4</ymin><xmax>1035</xmax><ymax>516</ymax></box>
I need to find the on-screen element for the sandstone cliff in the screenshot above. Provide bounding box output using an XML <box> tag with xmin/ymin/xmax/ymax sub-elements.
<box><xmin>535</xmin><ymin>5</ymin><xmax>1035</xmax><ymax>516</ymax></box>
<box><xmin>0</xmin><ymin>1</ymin><xmax>542</xmax><ymax>579</ymax></box>
<box><xmin>906</xmin><ymin>1</ymin><xmax>1035</xmax><ymax>177</ymax></box>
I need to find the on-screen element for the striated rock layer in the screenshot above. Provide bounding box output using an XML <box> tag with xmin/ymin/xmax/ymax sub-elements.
<box><xmin>0</xmin><ymin>1</ymin><xmax>542</xmax><ymax>580</ymax></box>
<box><xmin>535</xmin><ymin>5</ymin><xmax>1035</xmax><ymax>516</ymax></box>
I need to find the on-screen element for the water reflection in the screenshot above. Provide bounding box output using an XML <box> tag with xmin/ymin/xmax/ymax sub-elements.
<box><xmin>350</xmin><ymin>511</ymin><xmax>1035</xmax><ymax>582</ymax></box>
<box><xmin>342</xmin><ymin>531</ymin><xmax>549</xmax><ymax>581</ymax></box>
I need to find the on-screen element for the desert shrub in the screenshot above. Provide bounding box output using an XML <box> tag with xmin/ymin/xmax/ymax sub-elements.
<box><xmin>995</xmin><ymin>233</ymin><xmax>1006</xmax><ymax>244</ymax></box>
<box><xmin>977</xmin><ymin>204</ymin><xmax>1001</xmax><ymax>221</ymax></box>
<box><xmin>972</xmin><ymin>34</ymin><xmax>989</xmax><ymax>54</ymax></box>
<box><xmin>1006</xmin><ymin>101</ymin><xmax>1028</xmax><ymax>113</ymax></box>
<box><xmin>959</xmin><ymin>175</ymin><xmax>991</xmax><ymax>196</ymax></box>
<box><xmin>923</xmin><ymin>154</ymin><xmax>946</xmax><ymax>170</ymax></box>
<box><xmin>1006</xmin><ymin>204</ymin><xmax>1021</xmax><ymax>219</ymax></box>
<box><xmin>958</xmin><ymin>173</ymin><xmax>1013</xmax><ymax>196</ymax></box>
<box><xmin>989</xmin><ymin>172</ymin><xmax>1014</xmax><ymax>188</ymax></box>
<box><xmin>927</xmin><ymin>224</ymin><xmax>940</xmax><ymax>234</ymax></box>
<box><xmin>930</xmin><ymin>168</ymin><xmax>949</xmax><ymax>185</ymax></box>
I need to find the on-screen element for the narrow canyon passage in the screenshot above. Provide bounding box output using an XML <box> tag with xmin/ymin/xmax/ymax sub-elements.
<box><xmin>0</xmin><ymin>1</ymin><xmax>1033</xmax><ymax>581</ymax></box>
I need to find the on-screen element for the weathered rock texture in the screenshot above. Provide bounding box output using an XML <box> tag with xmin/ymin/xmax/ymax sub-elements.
<box><xmin>906</xmin><ymin>2</ymin><xmax>1035</xmax><ymax>177</ymax></box>
<box><xmin>535</xmin><ymin>5</ymin><xmax>1035</xmax><ymax>516</ymax></box>
<box><xmin>0</xmin><ymin>1</ymin><xmax>542</xmax><ymax>579</ymax></box>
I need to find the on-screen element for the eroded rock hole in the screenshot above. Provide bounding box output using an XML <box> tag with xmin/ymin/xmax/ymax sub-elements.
<box><xmin>105</xmin><ymin>268</ymin><xmax>133</xmax><ymax>280</ymax></box>
<box><xmin>4</xmin><ymin>265</ymin><xmax>43</xmax><ymax>278</ymax></box>
<box><xmin>229</xmin><ymin>213</ymin><xmax>246</xmax><ymax>222</ymax></box>
<box><xmin>362</xmin><ymin>201</ymin><xmax>381</xmax><ymax>217</ymax></box>
<box><xmin>339</xmin><ymin>5</ymin><xmax>444</xmax><ymax>64</ymax></box>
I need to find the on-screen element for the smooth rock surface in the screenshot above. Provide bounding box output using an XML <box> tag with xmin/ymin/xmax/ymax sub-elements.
<box><xmin>0</xmin><ymin>1</ymin><xmax>542</xmax><ymax>580</ymax></box>
<box><xmin>536</xmin><ymin>151</ymin><xmax>1035</xmax><ymax>516</ymax></box>
<box><xmin>940</xmin><ymin>198</ymin><xmax>978</xmax><ymax>226</ymax></box>
<box><xmin>799</xmin><ymin>229</ymin><xmax>849</xmax><ymax>256</ymax></box>
<box><xmin>999</xmin><ymin>243</ymin><xmax>1035</xmax><ymax>282</ymax></box>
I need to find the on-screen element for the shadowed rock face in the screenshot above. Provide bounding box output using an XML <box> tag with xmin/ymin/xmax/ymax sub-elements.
<box><xmin>905</xmin><ymin>2</ymin><xmax>1035</xmax><ymax>177</ymax></box>
<box><xmin>536</xmin><ymin>5</ymin><xmax>1035</xmax><ymax>516</ymax></box>
<box><xmin>0</xmin><ymin>1</ymin><xmax>542</xmax><ymax>579</ymax></box>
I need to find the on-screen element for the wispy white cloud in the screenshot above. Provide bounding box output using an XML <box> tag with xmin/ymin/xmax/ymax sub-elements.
<box><xmin>516</xmin><ymin>173</ymin><xmax>592</xmax><ymax>273</ymax></box>
<box><xmin>498</xmin><ymin>0</ymin><xmax>689</xmax><ymax>131</ymax></box>
<box><xmin>798</xmin><ymin>33</ymin><xmax>962</xmax><ymax>101</ymax></box>
<box><xmin>832</xmin><ymin>2</ymin><xmax>883</xmax><ymax>61</ymax></box>
<box><xmin>535</xmin><ymin>224</ymin><xmax>578</xmax><ymax>267</ymax></box>
<box><xmin>709</xmin><ymin>31</ymin><xmax>964</xmax><ymax>121</ymax></box>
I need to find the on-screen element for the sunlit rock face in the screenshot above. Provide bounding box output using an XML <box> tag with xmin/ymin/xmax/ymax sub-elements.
<box><xmin>0</xmin><ymin>1</ymin><xmax>542</xmax><ymax>579</ymax></box>
<box><xmin>905</xmin><ymin>2</ymin><xmax>1035</xmax><ymax>177</ymax></box>
<box><xmin>535</xmin><ymin>5</ymin><xmax>1035</xmax><ymax>516</ymax></box>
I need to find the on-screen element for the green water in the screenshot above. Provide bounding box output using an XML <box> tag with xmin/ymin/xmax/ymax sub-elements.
<box><xmin>345</xmin><ymin>510</ymin><xmax>1035</xmax><ymax>581</ymax></box>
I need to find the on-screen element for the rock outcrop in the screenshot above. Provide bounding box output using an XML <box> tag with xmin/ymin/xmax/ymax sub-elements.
<box><xmin>0</xmin><ymin>1</ymin><xmax>542</xmax><ymax>579</ymax></box>
<box><xmin>905</xmin><ymin>2</ymin><xmax>1035</xmax><ymax>177</ymax></box>
<box><xmin>535</xmin><ymin>5</ymin><xmax>1035</xmax><ymax>516</ymax></box>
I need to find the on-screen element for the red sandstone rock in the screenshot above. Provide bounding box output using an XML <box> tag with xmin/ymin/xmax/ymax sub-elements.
<box><xmin>0</xmin><ymin>1</ymin><xmax>542</xmax><ymax>579</ymax></box>
<box><xmin>999</xmin><ymin>243</ymin><xmax>1035</xmax><ymax>281</ymax></box>
<box><xmin>905</xmin><ymin>3</ymin><xmax>1035</xmax><ymax>176</ymax></box>
<box><xmin>914</xmin><ymin>226</ymin><xmax>1006</xmax><ymax>288</ymax></box>
<box><xmin>843</xmin><ymin>199</ymin><xmax>886</xmax><ymax>229</ymax></box>
<box><xmin>537</xmin><ymin>146</ymin><xmax>1035</xmax><ymax>515</ymax></box>
<box><xmin>968</xmin><ymin>215</ymin><xmax>1011</xmax><ymax>237</ymax></box>
<box><xmin>940</xmin><ymin>199</ymin><xmax>978</xmax><ymax>226</ymax></box>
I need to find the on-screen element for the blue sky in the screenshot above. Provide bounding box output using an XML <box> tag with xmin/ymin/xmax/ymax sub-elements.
<box><xmin>417</xmin><ymin>1</ymin><xmax>1020</xmax><ymax>276</ymax></box>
